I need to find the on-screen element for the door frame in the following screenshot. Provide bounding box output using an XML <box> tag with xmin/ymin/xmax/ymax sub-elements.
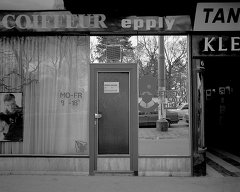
<box><xmin>192</xmin><ymin>59</ymin><xmax>207</xmax><ymax>176</ymax></box>
<box><xmin>89</xmin><ymin>63</ymin><xmax>138</xmax><ymax>175</ymax></box>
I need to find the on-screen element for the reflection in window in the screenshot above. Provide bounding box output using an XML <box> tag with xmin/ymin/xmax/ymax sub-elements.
<box><xmin>90</xmin><ymin>35</ymin><xmax>190</xmax><ymax>156</ymax></box>
<box><xmin>137</xmin><ymin>36</ymin><xmax>190</xmax><ymax>156</ymax></box>
<box><xmin>197</xmin><ymin>71</ymin><xmax>204</xmax><ymax>149</ymax></box>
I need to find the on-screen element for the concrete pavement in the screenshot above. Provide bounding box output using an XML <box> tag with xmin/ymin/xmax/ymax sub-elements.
<box><xmin>0</xmin><ymin>174</ymin><xmax>240</xmax><ymax>192</ymax></box>
<box><xmin>139</xmin><ymin>120</ymin><xmax>190</xmax><ymax>155</ymax></box>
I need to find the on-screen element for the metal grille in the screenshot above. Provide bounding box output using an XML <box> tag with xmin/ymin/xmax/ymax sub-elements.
<box><xmin>106</xmin><ymin>45</ymin><xmax>121</xmax><ymax>61</ymax></box>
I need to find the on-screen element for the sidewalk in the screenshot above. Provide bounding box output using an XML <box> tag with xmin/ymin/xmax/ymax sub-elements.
<box><xmin>139</xmin><ymin>120</ymin><xmax>190</xmax><ymax>155</ymax></box>
<box><xmin>0</xmin><ymin>174</ymin><xmax>240</xmax><ymax>192</ymax></box>
<box><xmin>139</xmin><ymin>120</ymin><xmax>189</xmax><ymax>140</ymax></box>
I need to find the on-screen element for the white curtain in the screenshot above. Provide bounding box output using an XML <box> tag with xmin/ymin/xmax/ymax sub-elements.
<box><xmin>0</xmin><ymin>36</ymin><xmax>90</xmax><ymax>155</ymax></box>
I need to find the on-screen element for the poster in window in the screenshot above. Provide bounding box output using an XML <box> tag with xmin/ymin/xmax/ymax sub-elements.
<box><xmin>0</xmin><ymin>93</ymin><xmax>23</xmax><ymax>142</ymax></box>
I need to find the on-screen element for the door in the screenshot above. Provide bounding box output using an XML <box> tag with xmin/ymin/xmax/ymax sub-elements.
<box><xmin>98</xmin><ymin>72</ymin><xmax>129</xmax><ymax>154</ymax></box>
<box><xmin>89</xmin><ymin>64</ymin><xmax>138</xmax><ymax>175</ymax></box>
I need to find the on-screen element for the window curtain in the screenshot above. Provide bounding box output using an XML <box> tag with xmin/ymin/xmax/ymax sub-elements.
<box><xmin>0</xmin><ymin>36</ymin><xmax>90</xmax><ymax>155</ymax></box>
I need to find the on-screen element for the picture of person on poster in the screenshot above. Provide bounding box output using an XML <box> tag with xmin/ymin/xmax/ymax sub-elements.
<box><xmin>0</xmin><ymin>113</ymin><xmax>10</xmax><ymax>141</ymax></box>
<box><xmin>0</xmin><ymin>93</ymin><xmax>23</xmax><ymax>142</ymax></box>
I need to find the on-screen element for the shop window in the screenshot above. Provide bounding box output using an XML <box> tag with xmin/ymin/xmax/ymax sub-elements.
<box><xmin>137</xmin><ymin>36</ymin><xmax>190</xmax><ymax>156</ymax></box>
<box><xmin>90</xmin><ymin>35</ymin><xmax>190</xmax><ymax>156</ymax></box>
<box><xmin>0</xmin><ymin>36</ymin><xmax>90</xmax><ymax>155</ymax></box>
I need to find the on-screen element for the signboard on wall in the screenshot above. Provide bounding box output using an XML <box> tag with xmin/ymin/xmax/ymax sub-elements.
<box><xmin>192</xmin><ymin>35</ymin><xmax>240</xmax><ymax>57</ymax></box>
<box><xmin>194</xmin><ymin>3</ymin><xmax>240</xmax><ymax>31</ymax></box>
<box><xmin>0</xmin><ymin>11</ymin><xmax>192</xmax><ymax>34</ymax></box>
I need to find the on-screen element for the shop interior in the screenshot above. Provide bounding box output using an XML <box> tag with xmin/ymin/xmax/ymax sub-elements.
<box><xmin>204</xmin><ymin>57</ymin><xmax>240</xmax><ymax>156</ymax></box>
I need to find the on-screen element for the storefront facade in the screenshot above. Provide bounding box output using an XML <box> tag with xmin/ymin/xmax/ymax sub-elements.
<box><xmin>0</xmin><ymin>10</ymin><xmax>194</xmax><ymax>176</ymax></box>
<box><xmin>191</xmin><ymin>2</ymin><xmax>240</xmax><ymax>176</ymax></box>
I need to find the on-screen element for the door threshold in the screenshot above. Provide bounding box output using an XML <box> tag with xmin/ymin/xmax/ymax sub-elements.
<box><xmin>94</xmin><ymin>170</ymin><xmax>137</xmax><ymax>176</ymax></box>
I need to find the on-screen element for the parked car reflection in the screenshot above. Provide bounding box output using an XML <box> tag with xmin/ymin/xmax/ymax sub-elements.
<box><xmin>139</xmin><ymin>109</ymin><xmax>179</xmax><ymax>128</ymax></box>
<box><xmin>168</xmin><ymin>103</ymin><xmax>188</xmax><ymax>120</ymax></box>
<box><xmin>183</xmin><ymin>112</ymin><xmax>189</xmax><ymax>124</ymax></box>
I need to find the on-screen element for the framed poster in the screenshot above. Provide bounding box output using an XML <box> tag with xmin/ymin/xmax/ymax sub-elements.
<box><xmin>0</xmin><ymin>92</ymin><xmax>23</xmax><ymax>142</ymax></box>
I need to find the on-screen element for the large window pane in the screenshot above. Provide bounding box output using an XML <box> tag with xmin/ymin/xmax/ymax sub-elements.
<box><xmin>90</xmin><ymin>35</ymin><xmax>190</xmax><ymax>156</ymax></box>
<box><xmin>0</xmin><ymin>36</ymin><xmax>90</xmax><ymax>155</ymax></box>
<box><xmin>137</xmin><ymin>36</ymin><xmax>190</xmax><ymax>156</ymax></box>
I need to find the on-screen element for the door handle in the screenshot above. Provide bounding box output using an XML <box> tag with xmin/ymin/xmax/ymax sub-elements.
<box><xmin>95</xmin><ymin>113</ymin><xmax>102</xmax><ymax>119</ymax></box>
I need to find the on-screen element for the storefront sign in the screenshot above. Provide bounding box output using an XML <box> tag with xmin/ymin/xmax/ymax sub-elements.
<box><xmin>1</xmin><ymin>13</ymin><xmax>107</xmax><ymax>30</ymax></box>
<box><xmin>0</xmin><ymin>11</ymin><xmax>192</xmax><ymax>33</ymax></box>
<box><xmin>194</xmin><ymin>3</ymin><xmax>240</xmax><ymax>31</ymax></box>
<box><xmin>193</xmin><ymin>35</ymin><xmax>240</xmax><ymax>56</ymax></box>
<box><xmin>203</xmin><ymin>36</ymin><xmax>240</xmax><ymax>52</ymax></box>
<box><xmin>121</xmin><ymin>17</ymin><xmax>175</xmax><ymax>30</ymax></box>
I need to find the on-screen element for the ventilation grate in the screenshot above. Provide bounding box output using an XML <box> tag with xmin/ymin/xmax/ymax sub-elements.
<box><xmin>106</xmin><ymin>45</ymin><xmax>121</xmax><ymax>61</ymax></box>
